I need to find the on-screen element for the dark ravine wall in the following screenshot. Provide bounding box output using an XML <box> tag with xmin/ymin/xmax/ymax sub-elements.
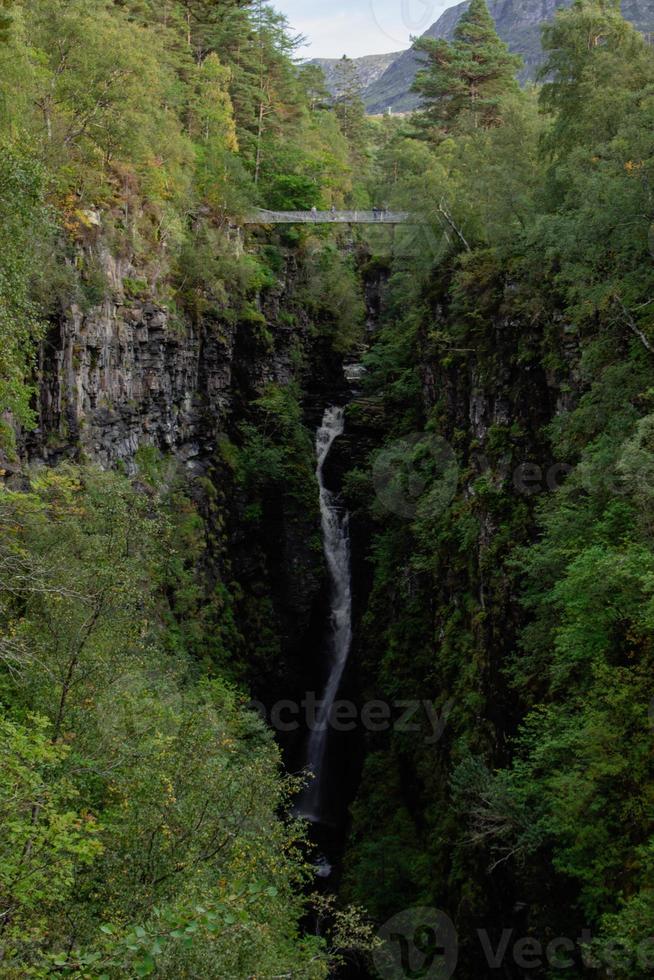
<box><xmin>27</xmin><ymin>232</ymin><xmax>359</xmax><ymax>472</ymax></box>
<box><xmin>338</xmin><ymin>265</ymin><xmax>588</xmax><ymax>977</ymax></box>
<box><xmin>30</xmin><ymin>238</ymin><xmax>297</xmax><ymax>474</ymax></box>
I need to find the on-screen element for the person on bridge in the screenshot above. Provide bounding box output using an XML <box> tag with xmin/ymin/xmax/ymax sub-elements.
<box><xmin>311</xmin><ymin>205</ymin><xmax>318</xmax><ymax>217</ymax></box>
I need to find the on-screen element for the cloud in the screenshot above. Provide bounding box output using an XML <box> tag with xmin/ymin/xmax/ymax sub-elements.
<box><xmin>275</xmin><ymin>0</ymin><xmax>450</xmax><ymax>58</ymax></box>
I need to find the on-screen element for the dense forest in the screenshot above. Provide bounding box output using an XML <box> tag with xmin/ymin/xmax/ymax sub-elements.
<box><xmin>1</xmin><ymin>0</ymin><xmax>654</xmax><ymax>977</ymax></box>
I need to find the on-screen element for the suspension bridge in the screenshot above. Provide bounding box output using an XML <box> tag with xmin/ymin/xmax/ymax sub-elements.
<box><xmin>243</xmin><ymin>208</ymin><xmax>411</xmax><ymax>225</ymax></box>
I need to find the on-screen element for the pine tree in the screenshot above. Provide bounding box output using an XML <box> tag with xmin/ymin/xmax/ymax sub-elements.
<box><xmin>332</xmin><ymin>56</ymin><xmax>368</xmax><ymax>168</ymax></box>
<box><xmin>189</xmin><ymin>52</ymin><xmax>238</xmax><ymax>151</ymax></box>
<box><xmin>412</xmin><ymin>0</ymin><xmax>522</xmax><ymax>139</ymax></box>
<box><xmin>0</xmin><ymin>0</ymin><xmax>13</xmax><ymax>43</ymax></box>
<box><xmin>297</xmin><ymin>63</ymin><xmax>331</xmax><ymax>112</ymax></box>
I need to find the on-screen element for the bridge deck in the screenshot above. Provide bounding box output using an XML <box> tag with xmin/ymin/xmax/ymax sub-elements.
<box><xmin>243</xmin><ymin>209</ymin><xmax>410</xmax><ymax>225</ymax></box>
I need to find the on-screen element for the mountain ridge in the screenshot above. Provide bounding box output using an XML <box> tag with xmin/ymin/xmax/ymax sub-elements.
<box><xmin>323</xmin><ymin>0</ymin><xmax>654</xmax><ymax>114</ymax></box>
<box><xmin>306</xmin><ymin>51</ymin><xmax>403</xmax><ymax>98</ymax></box>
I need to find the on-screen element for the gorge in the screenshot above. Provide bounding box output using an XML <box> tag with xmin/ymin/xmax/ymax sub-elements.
<box><xmin>2</xmin><ymin>0</ymin><xmax>654</xmax><ymax>977</ymax></box>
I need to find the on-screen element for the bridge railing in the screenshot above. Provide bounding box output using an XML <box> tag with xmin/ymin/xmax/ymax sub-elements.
<box><xmin>243</xmin><ymin>209</ymin><xmax>411</xmax><ymax>225</ymax></box>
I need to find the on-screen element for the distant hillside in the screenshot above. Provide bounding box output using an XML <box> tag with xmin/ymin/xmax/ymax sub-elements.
<box><xmin>363</xmin><ymin>0</ymin><xmax>654</xmax><ymax>114</ymax></box>
<box><xmin>307</xmin><ymin>52</ymin><xmax>403</xmax><ymax>98</ymax></box>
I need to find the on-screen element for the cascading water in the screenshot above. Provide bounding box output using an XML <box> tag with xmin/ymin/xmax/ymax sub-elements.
<box><xmin>297</xmin><ymin>406</ymin><xmax>353</xmax><ymax>825</ymax></box>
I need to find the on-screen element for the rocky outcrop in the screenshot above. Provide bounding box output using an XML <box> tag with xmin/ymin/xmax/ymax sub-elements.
<box><xmin>35</xmin><ymin>296</ymin><xmax>228</xmax><ymax>474</ymax></box>
<box><xmin>29</xmin><ymin>240</ymin><xmax>309</xmax><ymax>475</ymax></box>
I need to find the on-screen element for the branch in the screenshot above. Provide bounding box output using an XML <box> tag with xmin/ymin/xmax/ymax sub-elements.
<box><xmin>436</xmin><ymin>198</ymin><xmax>471</xmax><ymax>252</ymax></box>
<box><xmin>614</xmin><ymin>295</ymin><xmax>654</xmax><ymax>353</ymax></box>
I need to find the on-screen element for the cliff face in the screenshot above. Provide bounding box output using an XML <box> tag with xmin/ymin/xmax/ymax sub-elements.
<box><xmin>36</xmin><ymin>292</ymin><xmax>227</xmax><ymax>474</ymax></box>
<box><xmin>29</xmin><ymin>236</ymin><xmax>304</xmax><ymax>476</ymax></box>
<box><xmin>364</xmin><ymin>0</ymin><xmax>654</xmax><ymax>113</ymax></box>
<box><xmin>339</xmin><ymin>256</ymin><xmax>592</xmax><ymax>975</ymax></box>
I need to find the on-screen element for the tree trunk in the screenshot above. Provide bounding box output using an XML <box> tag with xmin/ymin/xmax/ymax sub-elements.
<box><xmin>254</xmin><ymin>99</ymin><xmax>265</xmax><ymax>185</ymax></box>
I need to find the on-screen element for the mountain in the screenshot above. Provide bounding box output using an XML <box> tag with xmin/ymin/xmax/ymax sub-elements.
<box><xmin>307</xmin><ymin>51</ymin><xmax>403</xmax><ymax>98</ymax></box>
<box><xmin>363</xmin><ymin>0</ymin><xmax>654</xmax><ymax>114</ymax></box>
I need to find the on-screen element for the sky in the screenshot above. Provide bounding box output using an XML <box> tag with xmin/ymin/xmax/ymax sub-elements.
<box><xmin>273</xmin><ymin>0</ymin><xmax>451</xmax><ymax>59</ymax></box>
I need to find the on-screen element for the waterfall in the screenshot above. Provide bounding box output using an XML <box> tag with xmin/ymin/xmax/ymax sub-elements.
<box><xmin>297</xmin><ymin>406</ymin><xmax>353</xmax><ymax>824</ymax></box>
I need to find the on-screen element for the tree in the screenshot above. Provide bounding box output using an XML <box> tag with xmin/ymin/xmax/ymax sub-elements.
<box><xmin>533</xmin><ymin>0</ymin><xmax>654</xmax><ymax>334</ymax></box>
<box><xmin>27</xmin><ymin>0</ymin><xmax>192</xmax><ymax>203</ymax></box>
<box><xmin>0</xmin><ymin>714</ymin><xmax>102</xmax><ymax>962</ymax></box>
<box><xmin>0</xmin><ymin>141</ymin><xmax>50</xmax><ymax>451</ymax></box>
<box><xmin>0</xmin><ymin>0</ymin><xmax>12</xmax><ymax>43</ymax></box>
<box><xmin>266</xmin><ymin>173</ymin><xmax>320</xmax><ymax>209</ymax></box>
<box><xmin>189</xmin><ymin>52</ymin><xmax>247</xmax><ymax>216</ymax></box>
<box><xmin>539</xmin><ymin>0</ymin><xmax>650</xmax><ymax>155</ymax></box>
<box><xmin>0</xmin><ymin>466</ymin><xmax>337</xmax><ymax>977</ymax></box>
<box><xmin>332</xmin><ymin>56</ymin><xmax>369</xmax><ymax>171</ymax></box>
<box><xmin>412</xmin><ymin>0</ymin><xmax>522</xmax><ymax>139</ymax></box>
<box><xmin>189</xmin><ymin>53</ymin><xmax>238</xmax><ymax>151</ymax></box>
<box><xmin>297</xmin><ymin>63</ymin><xmax>331</xmax><ymax>112</ymax></box>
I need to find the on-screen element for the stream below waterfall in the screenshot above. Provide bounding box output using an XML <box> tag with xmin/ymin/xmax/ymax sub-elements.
<box><xmin>296</xmin><ymin>405</ymin><xmax>353</xmax><ymax>828</ymax></box>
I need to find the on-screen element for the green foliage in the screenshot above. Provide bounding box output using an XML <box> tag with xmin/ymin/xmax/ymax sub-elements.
<box><xmin>24</xmin><ymin>0</ymin><xmax>193</xmax><ymax>204</ymax></box>
<box><xmin>342</xmin><ymin>752</ymin><xmax>431</xmax><ymax>920</ymax></box>
<box><xmin>266</xmin><ymin>173</ymin><xmax>321</xmax><ymax>210</ymax></box>
<box><xmin>0</xmin><ymin>140</ymin><xmax>50</xmax><ymax>441</ymax></box>
<box><xmin>413</xmin><ymin>0</ymin><xmax>522</xmax><ymax>140</ymax></box>
<box><xmin>539</xmin><ymin>0</ymin><xmax>650</xmax><ymax>155</ymax></box>
<box><xmin>0</xmin><ymin>0</ymin><xmax>13</xmax><ymax>43</ymax></box>
<box><xmin>237</xmin><ymin>382</ymin><xmax>316</xmax><ymax>507</ymax></box>
<box><xmin>332</xmin><ymin>56</ymin><xmax>370</xmax><ymax>174</ymax></box>
<box><xmin>175</xmin><ymin>224</ymin><xmax>277</xmax><ymax>325</ymax></box>
<box><xmin>0</xmin><ymin>466</ymin><xmax>336</xmax><ymax>977</ymax></box>
<box><xmin>296</xmin><ymin>240</ymin><xmax>366</xmax><ymax>353</ymax></box>
<box><xmin>344</xmin><ymin>0</ymin><xmax>654</xmax><ymax>968</ymax></box>
<box><xmin>0</xmin><ymin>713</ymin><xmax>102</xmax><ymax>957</ymax></box>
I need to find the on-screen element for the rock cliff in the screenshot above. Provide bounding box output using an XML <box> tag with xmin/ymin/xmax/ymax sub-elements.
<box><xmin>27</xmin><ymin>234</ymin><xmax>310</xmax><ymax>475</ymax></box>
